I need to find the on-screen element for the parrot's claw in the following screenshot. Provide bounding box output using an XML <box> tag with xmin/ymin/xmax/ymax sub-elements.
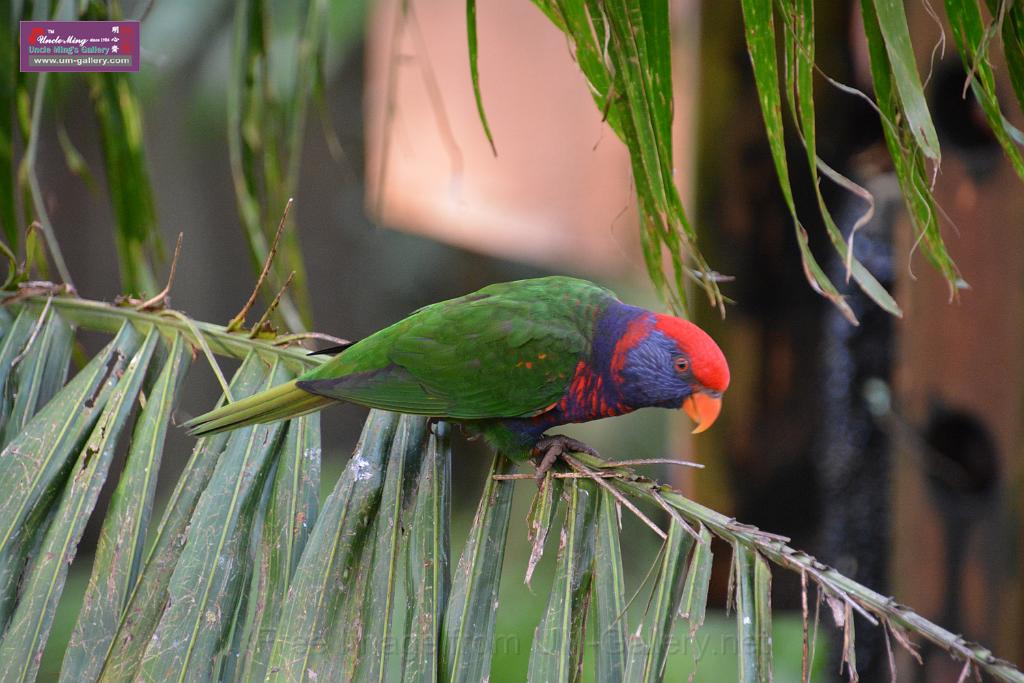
<box><xmin>531</xmin><ymin>435</ymin><xmax>600</xmax><ymax>487</ymax></box>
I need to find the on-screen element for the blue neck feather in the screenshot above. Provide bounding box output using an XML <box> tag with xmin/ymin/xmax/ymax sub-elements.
<box><xmin>500</xmin><ymin>301</ymin><xmax>649</xmax><ymax>444</ymax></box>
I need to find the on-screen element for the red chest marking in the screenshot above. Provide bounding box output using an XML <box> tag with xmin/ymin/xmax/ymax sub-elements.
<box><xmin>557</xmin><ymin>359</ymin><xmax>627</xmax><ymax>420</ymax></box>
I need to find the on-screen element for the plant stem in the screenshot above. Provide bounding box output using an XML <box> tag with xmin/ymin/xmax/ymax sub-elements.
<box><xmin>3</xmin><ymin>292</ymin><xmax>1019</xmax><ymax>683</ymax></box>
<box><xmin>567</xmin><ymin>453</ymin><xmax>1024</xmax><ymax>683</ymax></box>
<box><xmin>2</xmin><ymin>293</ymin><xmax>322</xmax><ymax>373</ymax></box>
<box><xmin>24</xmin><ymin>74</ymin><xmax>75</xmax><ymax>288</ymax></box>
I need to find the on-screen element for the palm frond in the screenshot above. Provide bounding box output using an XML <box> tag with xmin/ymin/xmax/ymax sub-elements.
<box><xmin>0</xmin><ymin>291</ymin><xmax>1018</xmax><ymax>682</ymax></box>
<box><xmin>520</xmin><ymin>0</ymin><xmax>1024</xmax><ymax>317</ymax></box>
<box><xmin>528</xmin><ymin>0</ymin><xmax>721</xmax><ymax>315</ymax></box>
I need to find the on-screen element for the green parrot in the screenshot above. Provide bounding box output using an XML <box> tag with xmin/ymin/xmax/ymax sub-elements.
<box><xmin>186</xmin><ymin>276</ymin><xmax>730</xmax><ymax>467</ymax></box>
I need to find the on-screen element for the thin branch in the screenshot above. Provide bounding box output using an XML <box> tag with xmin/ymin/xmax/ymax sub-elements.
<box><xmin>597</xmin><ymin>457</ymin><xmax>704</xmax><ymax>469</ymax></box>
<box><xmin>494</xmin><ymin>471</ymin><xmax>626</xmax><ymax>481</ymax></box>
<box><xmin>617</xmin><ymin>535</ymin><xmax>671</xmax><ymax>630</ymax></box>
<box><xmin>160</xmin><ymin>309</ymin><xmax>234</xmax><ymax>402</ymax></box>
<box><xmin>227</xmin><ymin>199</ymin><xmax>293</xmax><ymax>332</ymax></box>
<box><xmin>562</xmin><ymin>453</ymin><xmax>666</xmax><ymax>540</ymax></box>
<box><xmin>2</xmin><ymin>292</ymin><xmax>322</xmax><ymax>374</ymax></box>
<box><xmin>566</xmin><ymin>453</ymin><xmax>1024</xmax><ymax>683</ymax></box>
<box><xmin>492</xmin><ymin>456</ymin><xmax>704</xmax><ymax>480</ymax></box>
<box><xmin>648</xmin><ymin>486</ymin><xmax>703</xmax><ymax>543</ymax></box>
<box><xmin>135</xmin><ymin>232</ymin><xmax>183</xmax><ymax>311</ymax></box>
<box><xmin>271</xmin><ymin>331</ymin><xmax>352</xmax><ymax>347</ymax></box>
<box><xmin>884</xmin><ymin>622</ymin><xmax>898</xmax><ymax>683</ymax></box>
<box><xmin>24</xmin><ymin>74</ymin><xmax>74</xmax><ymax>288</ymax></box>
<box><xmin>889</xmin><ymin>619</ymin><xmax>924</xmax><ymax>664</ymax></box>
<box><xmin>248</xmin><ymin>270</ymin><xmax>295</xmax><ymax>338</ymax></box>
<box><xmin>956</xmin><ymin>660</ymin><xmax>973</xmax><ymax>683</ymax></box>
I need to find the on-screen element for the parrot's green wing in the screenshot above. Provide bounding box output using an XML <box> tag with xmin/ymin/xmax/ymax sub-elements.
<box><xmin>296</xmin><ymin>277</ymin><xmax>616</xmax><ymax>419</ymax></box>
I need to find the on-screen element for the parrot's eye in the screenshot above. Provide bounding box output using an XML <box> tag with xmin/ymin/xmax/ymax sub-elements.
<box><xmin>675</xmin><ymin>357</ymin><xmax>690</xmax><ymax>373</ymax></box>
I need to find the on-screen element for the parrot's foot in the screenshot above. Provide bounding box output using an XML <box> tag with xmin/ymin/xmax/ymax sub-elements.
<box><xmin>531</xmin><ymin>435</ymin><xmax>600</xmax><ymax>487</ymax></box>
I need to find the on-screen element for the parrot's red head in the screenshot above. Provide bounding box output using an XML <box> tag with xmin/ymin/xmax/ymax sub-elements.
<box><xmin>611</xmin><ymin>312</ymin><xmax>729</xmax><ymax>433</ymax></box>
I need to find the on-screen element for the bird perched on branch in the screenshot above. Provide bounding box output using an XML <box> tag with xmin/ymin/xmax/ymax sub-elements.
<box><xmin>186</xmin><ymin>276</ymin><xmax>729</xmax><ymax>474</ymax></box>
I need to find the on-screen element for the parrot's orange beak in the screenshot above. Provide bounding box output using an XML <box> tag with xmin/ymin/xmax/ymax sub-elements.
<box><xmin>683</xmin><ymin>391</ymin><xmax>722</xmax><ymax>434</ymax></box>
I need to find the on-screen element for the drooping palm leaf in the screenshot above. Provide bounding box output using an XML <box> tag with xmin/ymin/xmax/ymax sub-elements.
<box><xmin>519</xmin><ymin>0</ymin><xmax>1024</xmax><ymax>318</ymax></box>
<box><xmin>528</xmin><ymin>0</ymin><xmax>722</xmax><ymax>315</ymax></box>
<box><xmin>592</xmin><ymin>488</ymin><xmax>628</xmax><ymax>683</ymax></box>
<box><xmin>526</xmin><ymin>479</ymin><xmax>598</xmax><ymax>683</ymax></box>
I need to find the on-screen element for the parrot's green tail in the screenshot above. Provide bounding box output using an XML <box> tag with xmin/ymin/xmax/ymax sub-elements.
<box><xmin>185</xmin><ymin>379</ymin><xmax>333</xmax><ymax>436</ymax></box>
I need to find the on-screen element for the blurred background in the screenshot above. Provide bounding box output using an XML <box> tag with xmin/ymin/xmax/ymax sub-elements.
<box><xmin>16</xmin><ymin>0</ymin><xmax>1022</xmax><ymax>680</ymax></box>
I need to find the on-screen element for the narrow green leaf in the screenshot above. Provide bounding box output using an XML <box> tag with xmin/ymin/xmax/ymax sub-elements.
<box><xmin>0</xmin><ymin>502</ymin><xmax>50</xmax><ymax>635</ymax></box>
<box><xmin>1</xmin><ymin>305</ymin><xmax>73</xmax><ymax>446</ymax></box>
<box><xmin>61</xmin><ymin>332</ymin><xmax>190</xmax><ymax>683</ymax></box>
<box><xmin>97</xmin><ymin>351</ymin><xmax>274</xmax><ymax>682</ymax></box>
<box><xmin>87</xmin><ymin>73</ymin><xmax>160</xmax><ymax>296</ymax></box>
<box><xmin>466</xmin><ymin>0</ymin><xmax>497</xmax><ymax>154</ymax></box>
<box><xmin>56</xmin><ymin>123</ymin><xmax>98</xmax><ymax>190</ymax></box>
<box><xmin>0</xmin><ymin>321</ymin><xmax>141</xmax><ymax>562</ymax></box>
<box><xmin>227</xmin><ymin>0</ymin><xmax>266</xmax><ymax>285</ymax></box>
<box><xmin>779</xmin><ymin>0</ymin><xmax>902</xmax><ymax>318</ymax></box>
<box><xmin>525</xmin><ymin>472</ymin><xmax>562</xmax><ymax>587</ymax></box>
<box><xmin>0</xmin><ymin>306</ymin><xmax>56</xmax><ymax>627</ymax></box>
<box><xmin>227</xmin><ymin>0</ymin><xmax>314</xmax><ymax>331</ymax></box>
<box><xmin>137</xmin><ymin>358</ymin><xmax>291</xmax><ymax>682</ymax></box>
<box><xmin>237</xmin><ymin>413</ymin><xmax>321</xmax><ymax>683</ymax></box>
<box><xmin>600</xmin><ymin>2</ymin><xmax>673</xmax><ymax>211</ymax></box>
<box><xmin>991</xmin><ymin>0</ymin><xmax>1024</xmax><ymax>116</ymax></box>
<box><xmin>0</xmin><ymin>307</ymin><xmax>43</xmax><ymax>440</ymax></box>
<box><xmin>528</xmin><ymin>0</ymin><xmax>720</xmax><ymax>312</ymax></box>
<box><xmin>0</xmin><ymin>324</ymin><xmax>156</xmax><ymax>683</ymax></box>
<box><xmin>346</xmin><ymin>415</ymin><xmax>429</xmax><ymax>681</ymax></box>
<box><xmin>740</xmin><ymin>0</ymin><xmax>857</xmax><ymax>323</ymax></box>
<box><xmin>218</xmin><ymin>553</ymin><xmax>258</xmax><ymax>683</ymax></box>
<box><xmin>593</xmin><ymin>489</ymin><xmax>627</xmax><ymax>683</ymax></box>
<box><xmin>597</xmin><ymin>0</ymin><xmax>713</xmax><ymax>309</ymax></box>
<box><xmin>276</xmin><ymin>0</ymin><xmax>324</xmax><ymax>329</ymax></box>
<box><xmin>527</xmin><ymin>479</ymin><xmax>598</xmax><ymax>683</ymax></box>
<box><xmin>860</xmin><ymin>0</ymin><xmax>960</xmax><ymax>292</ymax></box>
<box><xmin>755</xmin><ymin>553</ymin><xmax>773</xmax><ymax>677</ymax></box>
<box><xmin>870</xmin><ymin>0</ymin><xmax>940</xmax><ymax>159</ymax></box>
<box><xmin>733</xmin><ymin>545</ymin><xmax>773</xmax><ymax>683</ymax></box>
<box><xmin>624</xmin><ymin>518</ymin><xmax>694</xmax><ymax>683</ymax></box>
<box><xmin>264</xmin><ymin>409</ymin><xmax>400</xmax><ymax>683</ymax></box>
<box><xmin>440</xmin><ymin>453</ymin><xmax>515</xmax><ymax>683</ymax></box>
<box><xmin>214</xmin><ymin>434</ymin><xmax>282</xmax><ymax>683</ymax></box>
<box><xmin>301</xmin><ymin>414</ymin><xmax>420</xmax><ymax>681</ymax></box>
<box><xmin>679</xmin><ymin>523</ymin><xmax>713</xmax><ymax>639</ymax></box>
<box><xmin>401</xmin><ymin>421</ymin><xmax>452</xmax><ymax>683</ymax></box>
<box><xmin>944</xmin><ymin>0</ymin><xmax>1024</xmax><ymax>180</ymax></box>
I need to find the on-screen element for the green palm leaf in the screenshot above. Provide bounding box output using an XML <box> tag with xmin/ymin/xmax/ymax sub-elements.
<box><xmin>0</xmin><ymin>294</ymin><xmax>1015</xmax><ymax>683</ymax></box>
<box><xmin>61</xmin><ymin>332</ymin><xmax>190</xmax><ymax>682</ymax></box>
